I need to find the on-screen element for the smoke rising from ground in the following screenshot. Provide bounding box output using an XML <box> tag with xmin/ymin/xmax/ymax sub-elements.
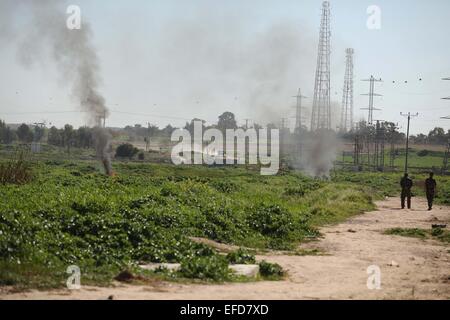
<box><xmin>299</xmin><ymin>131</ymin><xmax>340</xmax><ymax>178</ymax></box>
<box><xmin>0</xmin><ymin>1</ymin><xmax>342</xmax><ymax>177</ymax></box>
<box><xmin>1</xmin><ymin>0</ymin><xmax>112</xmax><ymax>174</ymax></box>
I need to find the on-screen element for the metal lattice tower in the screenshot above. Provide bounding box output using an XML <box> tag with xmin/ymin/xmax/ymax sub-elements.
<box><xmin>310</xmin><ymin>1</ymin><xmax>331</xmax><ymax>131</ymax></box>
<box><xmin>361</xmin><ymin>75</ymin><xmax>382</xmax><ymax>125</ymax></box>
<box><xmin>340</xmin><ymin>48</ymin><xmax>354</xmax><ymax>132</ymax></box>
<box><xmin>292</xmin><ymin>88</ymin><xmax>307</xmax><ymax>133</ymax></box>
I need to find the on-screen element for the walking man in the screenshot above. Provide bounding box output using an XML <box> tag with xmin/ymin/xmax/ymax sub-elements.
<box><xmin>400</xmin><ymin>173</ymin><xmax>413</xmax><ymax>209</ymax></box>
<box><xmin>425</xmin><ymin>172</ymin><xmax>437</xmax><ymax>211</ymax></box>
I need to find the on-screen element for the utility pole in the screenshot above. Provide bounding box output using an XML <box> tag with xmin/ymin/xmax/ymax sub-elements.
<box><xmin>280</xmin><ymin>118</ymin><xmax>289</xmax><ymax>164</ymax></box>
<box><xmin>243</xmin><ymin>118</ymin><xmax>252</xmax><ymax>130</ymax></box>
<box><xmin>361</xmin><ymin>76</ymin><xmax>382</xmax><ymax>125</ymax></box>
<box><xmin>442</xmin><ymin>139</ymin><xmax>450</xmax><ymax>173</ymax></box>
<box><xmin>400</xmin><ymin>112</ymin><xmax>419</xmax><ymax>174</ymax></box>
<box><xmin>292</xmin><ymin>88</ymin><xmax>307</xmax><ymax>133</ymax></box>
<box><xmin>440</xmin><ymin>77</ymin><xmax>450</xmax><ymax>171</ymax></box>
<box><xmin>146</xmin><ymin>122</ymin><xmax>151</xmax><ymax>152</ymax></box>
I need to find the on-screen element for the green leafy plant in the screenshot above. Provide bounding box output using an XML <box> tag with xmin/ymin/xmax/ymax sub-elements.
<box><xmin>258</xmin><ymin>260</ymin><xmax>285</xmax><ymax>280</ymax></box>
<box><xmin>226</xmin><ymin>248</ymin><xmax>256</xmax><ymax>265</ymax></box>
<box><xmin>179</xmin><ymin>255</ymin><xmax>231</xmax><ymax>281</ymax></box>
<box><xmin>0</xmin><ymin>150</ymin><xmax>33</xmax><ymax>185</ymax></box>
<box><xmin>115</xmin><ymin>143</ymin><xmax>139</xmax><ymax>159</ymax></box>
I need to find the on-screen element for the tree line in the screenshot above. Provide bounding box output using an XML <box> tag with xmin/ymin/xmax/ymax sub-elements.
<box><xmin>1</xmin><ymin>113</ymin><xmax>449</xmax><ymax>147</ymax></box>
<box><xmin>0</xmin><ymin>121</ymin><xmax>95</xmax><ymax>149</ymax></box>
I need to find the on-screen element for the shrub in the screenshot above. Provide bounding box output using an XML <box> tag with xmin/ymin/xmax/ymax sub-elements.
<box><xmin>417</xmin><ymin>149</ymin><xmax>429</xmax><ymax>157</ymax></box>
<box><xmin>179</xmin><ymin>255</ymin><xmax>231</xmax><ymax>281</ymax></box>
<box><xmin>226</xmin><ymin>248</ymin><xmax>256</xmax><ymax>265</ymax></box>
<box><xmin>0</xmin><ymin>150</ymin><xmax>33</xmax><ymax>185</ymax></box>
<box><xmin>247</xmin><ymin>204</ymin><xmax>295</xmax><ymax>238</ymax></box>
<box><xmin>431</xmin><ymin>227</ymin><xmax>443</xmax><ymax>237</ymax></box>
<box><xmin>115</xmin><ymin>143</ymin><xmax>139</xmax><ymax>159</ymax></box>
<box><xmin>210</xmin><ymin>180</ymin><xmax>239</xmax><ymax>193</ymax></box>
<box><xmin>258</xmin><ymin>260</ymin><xmax>284</xmax><ymax>279</ymax></box>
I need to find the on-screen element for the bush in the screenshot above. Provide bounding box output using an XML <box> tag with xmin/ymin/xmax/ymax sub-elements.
<box><xmin>138</xmin><ymin>152</ymin><xmax>145</xmax><ymax>160</ymax></box>
<box><xmin>258</xmin><ymin>260</ymin><xmax>284</xmax><ymax>279</ymax></box>
<box><xmin>210</xmin><ymin>180</ymin><xmax>239</xmax><ymax>193</ymax></box>
<box><xmin>179</xmin><ymin>255</ymin><xmax>231</xmax><ymax>281</ymax></box>
<box><xmin>0</xmin><ymin>150</ymin><xmax>33</xmax><ymax>185</ymax></box>
<box><xmin>247</xmin><ymin>204</ymin><xmax>295</xmax><ymax>238</ymax></box>
<box><xmin>115</xmin><ymin>143</ymin><xmax>139</xmax><ymax>159</ymax></box>
<box><xmin>417</xmin><ymin>149</ymin><xmax>429</xmax><ymax>157</ymax></box>
<box><xmin>226</xmin><ymin>248</ymin><xmax>256</xmax><ymax>265</ymax></box>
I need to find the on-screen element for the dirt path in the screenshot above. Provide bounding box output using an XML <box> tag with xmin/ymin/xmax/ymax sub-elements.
<box><xmin>1</xmin><ymin>197</ymin><xmax>449</xmax><ymax>300</ymax></box>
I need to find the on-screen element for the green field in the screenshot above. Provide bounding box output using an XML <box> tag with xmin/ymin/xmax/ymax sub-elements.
<box><xmin>0</xmin><ymin>144</ymin><xmax>449</xmax><ymax>289</ymax></box>
<box><xmin>340</xmin><ymin>147</ymin><xmax>447</xmax><ymax>171</ymax></box>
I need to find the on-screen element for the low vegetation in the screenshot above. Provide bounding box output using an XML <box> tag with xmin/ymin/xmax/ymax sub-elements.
<box><xmin>0</xmin><ymin>150</ymin><xmax>33</xmax><ymax>185</ymax></box>
<box><xmin>1</xmin><ymin>141</ymin><xmax>449</xmax><ymax>289</ymax></box>
<box><xmin>384</xmin><ymin>227</ymin><xmax>450</xmax><ymax>243</ymax></box>
<box><xmin>0</xmin><ymin>158</ymin><xmax>376</xmax><ymax>288</ymax></box>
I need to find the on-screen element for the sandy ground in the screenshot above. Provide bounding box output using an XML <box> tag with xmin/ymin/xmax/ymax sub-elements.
<box><xmin>1</xmin><ymin>197</ymin><xmax>449</xmax><ymax>300</ymax></box>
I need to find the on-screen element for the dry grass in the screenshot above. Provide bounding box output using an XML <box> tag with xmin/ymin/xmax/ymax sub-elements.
<box><xmin>0</xmin><ymin>150</ymin><xmax>33</xmax><ymax>185</ymax></box>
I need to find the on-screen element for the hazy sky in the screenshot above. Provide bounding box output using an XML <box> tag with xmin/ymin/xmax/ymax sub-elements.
<box><xmin>1</xmin><ymin>0</ymin><xmax>450</xmax><ymax>134</ymax></box>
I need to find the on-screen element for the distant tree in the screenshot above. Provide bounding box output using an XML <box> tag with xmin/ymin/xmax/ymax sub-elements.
<box><xmin>16</xmin><ymin>123</ymin><xmax>34</xmax><ymax>143</ymax></box>
<box><xmin>384</xmin><ymin>122</ymin><xmax>404</xmax><ymax>144</ymax></box>
<box><xmin>48</xmin><ymin>126</ymin><xmax>62</xmax><ymax>146</ymax></box>
<box><xmin>63</xmin><ymin>124</ymin><xmax>74</xmax><ymax>153</ymax></box>
<box><xmin>0</xmin><ymin>120</ymin><xmax>16</xmax><ymax>144</ymax></box>
<box><xmin>253</xmin><ymin>123</ymin><xmax>263</xmax><ymax>130</ymax></box>
<box><xmin>217</xmin><ymin>112</ymin><xmax>237</xmax><ymax>132</ymax></box>
<box><xmin>2</xmin><ymin>127</ymin><xmax>16</xmax><ymax>144</ymax></box>
<box><xmin>266</xmin><ymin>123</ymin><xmax>278</xmax><ymax>130</ymax></box>
<box><xmin>115</xmin><ymin>143</ymin><xmax>139</xmax><ymax>159</ymax></box>
<box><xmin>411</xmin><ymin>133</ymin><xmax>428</xmax><ymax>145</ymax></box>
<box><xmin>147</xmin><ymin>124</ymin><xmax>159</xmax><ymax>137</ymax></box>
<box><xmin>185</xmin><ymin>118</ymin><xmax>206</xmax><ymax>135</ymax></box>
<box><xmin>428</xmin><ymin>127</ymin><xmax>446</xmax><ymax>145</ymax></box>
<box><xmin>34</xmin><ymin>126</ymin><xmax>45</xmax><ymax>142</ymax></box>
<box><xmin>161</xmin><ymin>124</ymin><xmax>174</xmax><ymax>137</ymax></box>
<box><xmin>75</xmin><ymin>126</ymin><xmax>93</xmax><ymax>148</ymax></box>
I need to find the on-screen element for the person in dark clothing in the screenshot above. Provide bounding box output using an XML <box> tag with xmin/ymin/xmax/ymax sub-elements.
<box><xmin>425</xmin><ymin>172</ymin><xmax>437</xmax><ymax>210</ymax></box>
<box><xmin>400</xmin><ymin>173</ymin><xmax>413</xmax><ymax>209</ymax></box>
